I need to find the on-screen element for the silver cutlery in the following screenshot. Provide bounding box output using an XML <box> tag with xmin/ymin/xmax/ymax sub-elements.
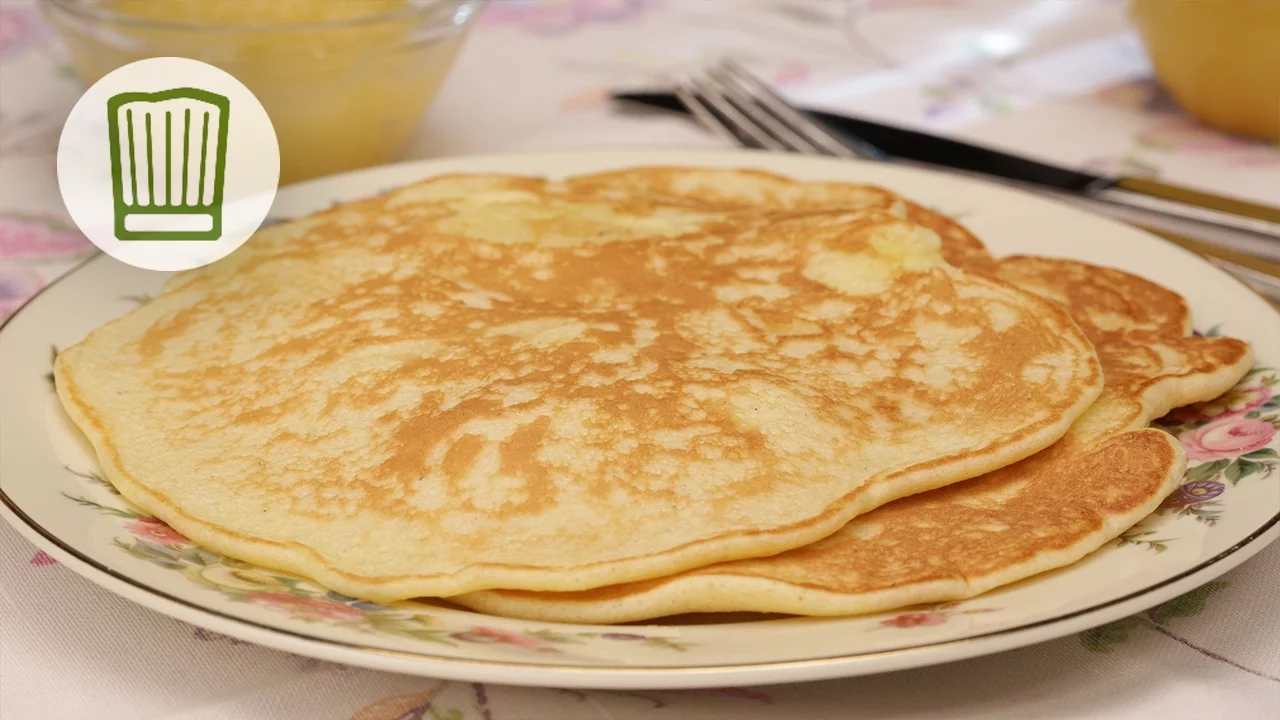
<box><xmin>669</xmin><ymin>59</ymin><xmax>1280</xmax><ymax>303</ymax></box>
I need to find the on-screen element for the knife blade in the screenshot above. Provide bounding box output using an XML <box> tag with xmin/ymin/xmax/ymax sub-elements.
<box><xmin>612</xmin><ymin>90</ymin><xmax>1280</xmax><ymax>241</ymax></box>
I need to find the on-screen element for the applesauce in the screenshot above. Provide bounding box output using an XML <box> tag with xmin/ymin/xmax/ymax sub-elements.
<box><xmin>46</xmin><ymin>0</ymin><xmax>484</xmax><ymax>184</ymax></box>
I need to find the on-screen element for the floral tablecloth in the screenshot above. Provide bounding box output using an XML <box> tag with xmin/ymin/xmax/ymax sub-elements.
<box><xmin>2</xmin><ymin>1</ymin><xmax>1279</xmax><ymax>718</ymax></box>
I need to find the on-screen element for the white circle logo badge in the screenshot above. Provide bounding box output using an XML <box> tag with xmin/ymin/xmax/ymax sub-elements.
<box><xmin>57</xmin><ymin>57</ymin><xmax>280</xmax><ymax>272</ymax></box>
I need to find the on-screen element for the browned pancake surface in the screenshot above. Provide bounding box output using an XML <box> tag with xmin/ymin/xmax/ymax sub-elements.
<box><xmin>454</xmin><ymin>249</ymin><xmax>1251</xmax><ymax>622</ymax></box>
<box><xmin>54</xmin><ymin>171</ymin><xmax>1101</xmax><ymax>602</ymax></box>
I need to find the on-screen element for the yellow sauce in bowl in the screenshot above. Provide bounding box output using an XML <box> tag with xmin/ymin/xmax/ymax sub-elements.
<box><xmin>47</xmin><ymin>0</ymin><xmax>479</xmax><ymax>184</ymax></box>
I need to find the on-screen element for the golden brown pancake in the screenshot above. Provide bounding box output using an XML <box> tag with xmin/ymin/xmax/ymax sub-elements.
<box><xmin>564</xmin><ymin>166</ymin><xmax>997</xmax><ymax>272</ymax></box>
<box><xmin>452</xmin><ymin>257</ymin><xmax>1252</xmax><ymax>622</ymax></box>
<box><xmin>54</xmin><ymin>171</ymin><xmax>1101</xmax><ymax>602</ymax></box>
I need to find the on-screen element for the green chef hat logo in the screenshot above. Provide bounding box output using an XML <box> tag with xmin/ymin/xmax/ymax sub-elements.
<box><xmin>107</xmin><ymin>88</ymin><xmax>231</xmax><ymax>241</ymax></box>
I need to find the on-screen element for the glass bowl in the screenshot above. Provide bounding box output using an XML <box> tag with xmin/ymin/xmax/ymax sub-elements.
<box><xmin>45</xmin><ymin>0</ymin><xmax>486</xmax><ymax>184</ymax></box>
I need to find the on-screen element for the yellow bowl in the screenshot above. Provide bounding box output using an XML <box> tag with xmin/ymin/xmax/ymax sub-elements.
<box><xmin>1130</xmin><ymin>0</ymin><xmax>1280</xmax><ymax>141</ymax></box>
<box><xmin>46</xmin><ymin>0</ymin><xmax>485</xmax><ymax>185</ymax></box>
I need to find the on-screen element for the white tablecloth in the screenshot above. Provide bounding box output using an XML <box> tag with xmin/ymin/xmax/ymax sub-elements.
<box><xmin>2</xmin><ymin>1</ymin><xmax>1278</xmax><ymax>718</ymax></box>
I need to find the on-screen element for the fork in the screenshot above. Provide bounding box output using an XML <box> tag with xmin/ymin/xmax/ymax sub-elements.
<box><xmin>676</xmin><ymin>59</ymin><xmax>1280</xmax><ymax>304</ymax></box>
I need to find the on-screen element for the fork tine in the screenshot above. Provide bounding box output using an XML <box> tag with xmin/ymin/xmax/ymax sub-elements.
<box><xmin>703</xmin><ymin>66</ymin><xmax>826</xmax><ymax>155</ymax></box>
<box><xmin>681</xmin><ymin>76</ymin><xmax>789</xmax><ymax>152</ymax></box>
<box><xmin>718</xmin><ymin>58</ymin><xmax>886</xmax><ymax>160</ymax></box>
<box><xmin>673</xmin><ymin>85</ymin><xmax>751</xmax><ymax>149</ymax></box>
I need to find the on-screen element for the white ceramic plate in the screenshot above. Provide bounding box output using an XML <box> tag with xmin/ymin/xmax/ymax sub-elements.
<box><xmin>3</xmin><ymin>150</ymin><xmax>1279</xmax><ymax>689</ymax></box>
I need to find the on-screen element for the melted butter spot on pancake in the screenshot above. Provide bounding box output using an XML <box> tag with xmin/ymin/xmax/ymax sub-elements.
<box><xmin>868</xmin><ymin>223</ymin><xmax>943</xmax><ymax>271</ymax></box>
<box><xmin>803</xmin><ymin>250</ymin><xmax>894</xmax><ymax>296</ymax></box>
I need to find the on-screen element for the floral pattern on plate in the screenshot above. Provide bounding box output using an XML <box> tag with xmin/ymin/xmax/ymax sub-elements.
<box><xmin>877</xmin><ymin>602</ymin><xmax>998</xmax><ymax>629</ymax></box>
<box><xmin>63</xmin><ymin>468</ymin><xmax>691</xmax><ymax>655</ymax></box>
<box><xmin>1153</xmin><ymin>364</ymin><xmax>1280</xmax><ymax>528</ymax></box>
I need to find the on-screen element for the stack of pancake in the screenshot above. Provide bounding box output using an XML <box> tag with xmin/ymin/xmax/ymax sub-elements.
<box><xmin>54</xmin><ymin>166</ymin><xmax>1253</xmax><ymax>624</ymax></box>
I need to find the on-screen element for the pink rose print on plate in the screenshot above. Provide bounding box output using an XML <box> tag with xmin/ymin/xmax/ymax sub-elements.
<box><xmin>29</xmin><ymin>550</ymin><xmax>56</xmax><ymax>566</ymax></box>
<box><xmin>482</xmin><ymin>0</ymin><xmax>658</xmax><ymax>34</ymax></box>
<box><xmin>1181</xmin><ymin>417</ymin><xmax>1277</xmax><ymax>462</ymax></box>
<box><xmin>0</xmin><ymin>215</ymin><xmax>93</xmax><ymax>261</ymax></box>
<box><xmin>880</xmin><ymin>611</ymin><xmax>947</xmax><ymax>628</ymax></box>
<box><xmin>451</xmin><ymin>626</ymin><xmax>546</xmax><ymax>650</ymax></box>
<box><xmin>0</xmin><ymin>265</ymin><xmax>44</xmax><ymax>319</ymax></box>
<box><xmin>124</xmin><ymin>517</ymin><xmax>190</xmax><ymax>546</ymax></box>
<box><xmin>246</xmin><ymin>592</ymin><xmax>366</xmax><ymax>621</ymax></box>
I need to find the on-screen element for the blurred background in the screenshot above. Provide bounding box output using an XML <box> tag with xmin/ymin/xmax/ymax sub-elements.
<box><xmin>2</xmin><ymin>0</ymin><xmax>1279</xmax><ymax>313</ymax></box>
